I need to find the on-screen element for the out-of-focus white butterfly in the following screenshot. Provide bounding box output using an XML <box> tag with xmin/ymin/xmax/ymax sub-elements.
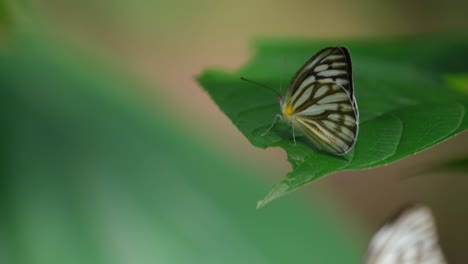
<box><xmin>365</xmin><ymin>204</ymin><xmax>447</xmax><ymax>264</ymax></box>
<box><xmin>242</xmin><ymin>47</ymin><xmax>358</xmax><ymax>155</ymax></box>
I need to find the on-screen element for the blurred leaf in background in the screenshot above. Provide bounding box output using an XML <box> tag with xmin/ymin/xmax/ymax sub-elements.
<box><xmin>0</xmin><ymin>0</ymin><xmax>10</xmax><ymax>32</ymax></box>
<box><xmin>0</xmin><ymin>32</ymin><xmax>363</xmax><ymax>263</ymax></box>
<box><xmin>198</xmin><ymin>35</ymin><xmax>468</xmax><ymax>207</ymax></box>
<box><xmin>435</xmin><ymin>157</ymin><xmax>468</xmax><ymax>172</ymax></box>
<box><xmin>445</xmin><ymin>73</ymin><xmax>468</xmax><ymax>95</ymax></box>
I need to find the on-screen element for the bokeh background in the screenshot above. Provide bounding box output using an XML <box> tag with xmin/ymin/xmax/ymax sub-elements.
<box><xmin>1</xmin><ymin>0</ymin><xmax>468</xmax><ymax>263</ymax></box>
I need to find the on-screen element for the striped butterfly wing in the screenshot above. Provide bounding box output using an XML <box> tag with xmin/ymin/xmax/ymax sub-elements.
<box><xmin>284</xmin><ymin>46</ymin><xmax>358</xmax><ymax>154</ymax></box>
<box><xmin>291</xmin><ymin>81</ymin><xmax>358</xmax><ymax>154</ymax></box>
<box><xmin>285</xmin><ymin>46</ymin><xmax>355</xmax><ymax>107</ymax></box>
<box><xmin>365</xmin><ymin>205</ymin><xmax>447</xmax><ymax>264</ymax></box>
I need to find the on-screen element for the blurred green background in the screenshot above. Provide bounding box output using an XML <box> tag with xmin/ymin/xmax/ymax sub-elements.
<box><xmin>1</xmin><ymin>0</ymin><xmax>468</xmax><ymax>263</ymax></box>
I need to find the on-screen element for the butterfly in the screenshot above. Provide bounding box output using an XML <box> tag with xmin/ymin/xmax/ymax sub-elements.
<box><xmin>365</xmin><ymin>204</ymin><xmax>447</xmax><ymax>264</ymax></box>
<box><xmin>243</xmin><ymin>46</ymin><xmax>358</xmax><ymax>155</ymax></box>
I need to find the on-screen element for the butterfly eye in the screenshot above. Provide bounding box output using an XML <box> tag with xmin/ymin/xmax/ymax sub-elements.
<box><xmin>277</xmin><ymin>96</ymin><xmax>284</xmax><ymax>105</ymax></box>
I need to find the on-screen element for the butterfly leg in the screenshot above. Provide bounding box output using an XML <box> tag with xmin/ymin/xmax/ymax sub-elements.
<box><xmin>292</xmin><ymin>125</ymin><xmax>296</xmax><ymax>146</ymax></box>
<box><xmin>261</xmin><ymin>114</ymin><xmax>282</xmax><ymax>136</ymax></box>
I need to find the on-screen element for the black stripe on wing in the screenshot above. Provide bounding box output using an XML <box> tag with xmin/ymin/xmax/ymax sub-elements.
<box><xmin>287</xmin><ymin>47</ymin><xmax>354</xmax><ymax>105</ymax></box>
<box><xmin>292</xmin><ymin>82</ymin><xmax>358</xmax><ymax>155</ymax></box>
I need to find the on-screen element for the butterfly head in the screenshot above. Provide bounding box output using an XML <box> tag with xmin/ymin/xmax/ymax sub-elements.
<box><xmin>278</xmin><ymin>96</ymin><xmax>292</xmax><ymax>118</ymax></box>
<box><xmin>277</xmin><ymin>95</ymin><xmax>285</xmax><ymax>106</ymax></box>
<box><xmin>279</xmin><ymin>99</ymin><xmax>294</xmax><ymax>119</ymax></box>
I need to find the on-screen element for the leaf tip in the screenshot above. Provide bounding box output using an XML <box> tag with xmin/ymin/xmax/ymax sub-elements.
<box><xmin>256</xmin><ymin>199</ymin><xmax>266</xmax><ymax>209</ymax></box>
<box><xmin>256</xmin><ymin>181</ymin><xmax>291</xmax><ymax>209</ymax></box>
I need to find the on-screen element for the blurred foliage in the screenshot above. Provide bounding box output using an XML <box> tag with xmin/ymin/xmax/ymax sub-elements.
<box><xmin>0</xmin><ymin>35</ymin><xmax>362</xmax><ymax>264</ymax></box>
<box><xmin>438</xmin><ymin>157</ymin><xmax>468</xmax><ymax>171</ymax></box>
<box><xmin>198</xmin><ymin>34</ymin><xmax>468</xmax><ymax>208</ymax></box>
<box><xmin>0</xmin><ymin>0</ymin><xmax>9</xmax><ymax>27</ymax></box>
<box><xmin>427</xmin><ymin>157</ymin><xmax>468</xmax><ymax>173</ymax></box>
<box><xmin>445</xmin><ymin>73</ymin><xmax>468</xmax><ymax>95</ymax></box>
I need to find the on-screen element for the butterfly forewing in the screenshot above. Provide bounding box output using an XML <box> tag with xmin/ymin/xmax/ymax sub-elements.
<box><xmin>286</xmin><ymin>46</ymin><xmax>354</xmax><ymax>104</ymax></box>
<box><xmin>291</xmin><ymin>81</ymin><xmax>358</xmax><ymax>154</ymax></box>
<box><xmin>365</xmin><ymin>205</ymin><xmax>447</xmax><ymax>264</ymax></box>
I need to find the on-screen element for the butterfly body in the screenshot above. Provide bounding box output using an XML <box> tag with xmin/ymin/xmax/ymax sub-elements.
<box><xmin>272</xmin><ymin>47</ymin><xmax>359</xmax><ymax>155</ymax></box>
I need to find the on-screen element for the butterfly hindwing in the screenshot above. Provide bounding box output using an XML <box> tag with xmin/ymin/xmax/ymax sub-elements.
<box><xmin>365</xmin><ymin>205</ymin><xmax>447</xmax><ymax>264</ymax></box>
<box><xmin>291</xmin><ymin>81</ymin><xmax>358</xmax><ymax>154</ymax></box>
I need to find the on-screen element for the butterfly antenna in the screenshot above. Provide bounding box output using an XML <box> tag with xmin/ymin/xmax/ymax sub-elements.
<box><xmin>280</xmin><ymin>56</ymin><xmax>286</xmax><ymax>93</ymax></box>
<box><xmin>240</xmin><ymin>77</ymin><xmax>280</xmax><ymax>96</ymax></box>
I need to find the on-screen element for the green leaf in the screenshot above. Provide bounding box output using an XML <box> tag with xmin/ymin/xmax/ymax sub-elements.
<box><xmin>197</xmin><ymin>35</ymin><xmax>468</xmax><ymax>208</ymax></box>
